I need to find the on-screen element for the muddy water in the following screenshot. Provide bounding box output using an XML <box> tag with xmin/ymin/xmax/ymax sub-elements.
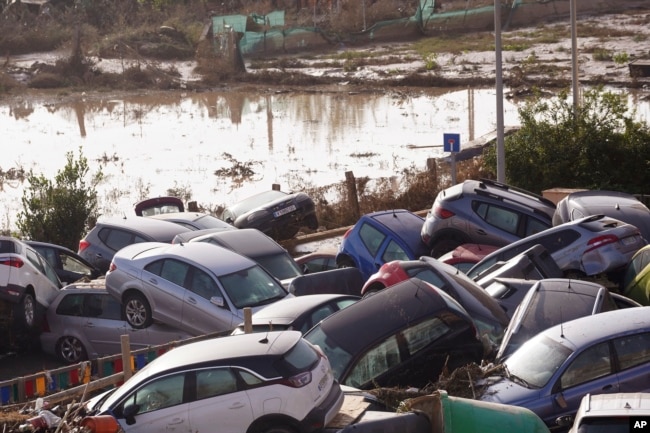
<box><xmin>1</xmin><ymin>87</ymin><xmax>648</xmax><ymax>232</ymax></box>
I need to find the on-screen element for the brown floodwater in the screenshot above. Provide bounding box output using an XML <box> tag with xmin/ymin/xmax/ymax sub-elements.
<box><xmin>2</xmin><ymin>87</ymin><xmax>649</xmax><ymax>232</ymax></box>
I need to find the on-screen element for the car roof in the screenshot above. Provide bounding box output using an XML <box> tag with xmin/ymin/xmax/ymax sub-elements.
<box><xmin>23</xmin><ymin>240</ymin><xmax>77</xmax><ymax>254</ymax></box>
<box><xmin>136</xmin><ymin>331</ymin><xmax>302</xmax><ymax>377</ymax></box>
<box><xmin>114</xmin><ymin>241</ymin><xmax>257</xmax><ymax>274</ymax></box>
<box><xmin>460</xmin><ymin>179</ymin><xmax>556</xmax><ymax>218</ymax></box>
<box><xmin>310</xmin><ymin>278</ymin><xmax>469</xmax><ymax>355</ymax></box>
<box><xmin>365</xmin><ymin>209</ymin><xmax>426</xmax><ymax>250</ymax></box>
<box><xmin>556</xmin><ymin>190</ymin><xmax>650</xmax><ymax>237</ymax></box>
<box><xmin>578</xmin><ymin>392</ymin><xmax>650</xmax><ymax>417</ymax></box>
<box><xmin>191</xmin><ymin>228</ymin><xmax>285</xmax><ymax>257</ymax></box>
<box><xmin>93</xmin><ymin>216</ymin><xmax>192</xmax><ymax>240</ymax></box>
<box><xmin>532</xmin><ymin>306</ymin><xmax>650</xmax><ymax>351</ymax></box>
<box><xmin>249</xmin><ymin>294</ymin><xmax>360</xmax><ymax>324</ymax></box>
<box><xmin>225</xmin><ymin>190</ymin><xmax>290</xmax><ymax>216</ymax></box>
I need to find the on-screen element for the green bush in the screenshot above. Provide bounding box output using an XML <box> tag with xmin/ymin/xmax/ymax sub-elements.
<box><xmin>17</xmin><ymin>149</ymin><xmax>103</xmax><ymax>250</ymax></box>
<box><xmin>483</xmin><ymin>86</ymin><xmax>650</xmax><ymax>195</ymax></box>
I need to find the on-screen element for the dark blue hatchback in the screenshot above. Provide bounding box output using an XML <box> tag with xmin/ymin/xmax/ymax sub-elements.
<box><xmin>335</xmin><ymin>209</ymin><xmax>429</xmax><ymax>281</ymax></box>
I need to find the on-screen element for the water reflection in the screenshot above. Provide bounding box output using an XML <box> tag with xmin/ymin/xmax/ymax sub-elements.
<box><xmin>1</xmin><ymin>87</ymin><xmax>648</xmax><ymax>231</ymax></box>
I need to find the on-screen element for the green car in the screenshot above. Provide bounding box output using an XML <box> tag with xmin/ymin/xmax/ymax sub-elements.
<box><xmin>622</xmin><ymin>244</ymin><xmax>650</xmax><ymax>305</ymax></box>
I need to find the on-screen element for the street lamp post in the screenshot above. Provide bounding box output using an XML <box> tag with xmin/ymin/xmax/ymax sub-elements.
<box><xmin>495</xmin><ymin>0</ymin><xmax>505</xmax><ymax>182</ymax></box>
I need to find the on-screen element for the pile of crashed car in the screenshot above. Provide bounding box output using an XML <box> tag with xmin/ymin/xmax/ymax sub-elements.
<box><xmin>3</xmin><ymin>179</ymin><xmax>650</xmax><ymax>433</ymax></box>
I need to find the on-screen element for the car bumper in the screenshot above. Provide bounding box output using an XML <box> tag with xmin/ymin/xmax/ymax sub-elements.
<box><xmin>299</xmin><ymin>380</ymin><xmax>344</xmax><ymax>433</ymax></box>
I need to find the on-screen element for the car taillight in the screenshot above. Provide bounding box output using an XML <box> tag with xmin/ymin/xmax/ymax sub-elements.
<box><xmin>108</xmin><ymin>262</ymin><xmax>117</xmax><ymax>272</ymax></box>
<box><xmin>280</xmin><ymin>371</ymin><xmax>312</xmax><ymax>388</ymax></box>
<box><xmin>585</xmin><ymin>234</ymin><xmax>619</xmax><ymax>253</ymax></box>
<box><xmin>78</xmin><ymin>239</ymin><xmax>90</xmax><ymax>252</ymax></box>
<box><xmin>0</xmin><ymin>257</ymin><xmax>24</xmax><ymax>268</ymax></box>
<box><xmin>342</xmin><ymin>227</ymin><xmax>353</xmax><ymax>239</ymax></box>
<box><xmin>433</xmin><ymin>204</ymin><xmax>455</xmax><ymax>219</ymax></box>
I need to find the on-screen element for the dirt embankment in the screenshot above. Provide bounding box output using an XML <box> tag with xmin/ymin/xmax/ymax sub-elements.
<box><xmin>2</xmin><ymin>4</ymin><xmax>650</xmax><ymax>96</ymax></box>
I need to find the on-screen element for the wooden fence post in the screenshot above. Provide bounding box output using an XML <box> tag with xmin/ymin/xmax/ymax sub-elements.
<box><xmin>121</xmin><ymin>335</ymin><xmax>132</xmax><ymax>382</ymax></box>
<box><xmin>345</xmin><ymin>171</ymin><xmax>360</xmax><ymax>221</ymax></box>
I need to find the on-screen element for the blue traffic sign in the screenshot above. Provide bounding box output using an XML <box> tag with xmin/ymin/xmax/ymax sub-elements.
<box><xmin>443</xmin><ymin>133</ymin><xmax>460</xmax><ymax>153</ymax></box>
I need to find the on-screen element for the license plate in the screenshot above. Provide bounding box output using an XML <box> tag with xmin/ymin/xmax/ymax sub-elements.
<box><xmin>318</xmin><ymin>373</ymin><xmax>329</xmax><ymax>392</ymax></box>
<box><xmin>622</xmin><ymin>236</ymin><xmax>638</xmax><ymax>246</ymax></box>
<box><xmin>273</xmin><ymin>204</ymin><xmax>296</xmax><ymax>218</ymax></box>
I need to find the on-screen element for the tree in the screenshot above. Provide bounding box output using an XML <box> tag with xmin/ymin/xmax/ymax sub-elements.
<box><xmin>17</xmin><ymin>149</ymin><xmax>103</xmax><ymax>250</ymax></box>
<box><xmin>484</xmin><ymin>86</ymin><xmax>650</xmax><ymax>194</ymax></box>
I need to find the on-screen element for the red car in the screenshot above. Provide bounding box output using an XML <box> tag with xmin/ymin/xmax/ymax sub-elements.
<box><xmin>437</xmin><ymin>243</ymin><xmax>499</xmax><ymax>273</ymax></box>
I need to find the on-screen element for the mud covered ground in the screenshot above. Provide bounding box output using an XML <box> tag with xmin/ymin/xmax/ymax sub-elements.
<box><xmin>2</xmin><ymin>6</ymin><xmax>650</xmax><ymax>100</ymax></box>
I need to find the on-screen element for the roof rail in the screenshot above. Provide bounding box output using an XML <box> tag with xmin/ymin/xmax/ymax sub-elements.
<box><xmin>479</xmin><ymin>178</ymin><xmax>556</xmax><ymax>208</ymax></box>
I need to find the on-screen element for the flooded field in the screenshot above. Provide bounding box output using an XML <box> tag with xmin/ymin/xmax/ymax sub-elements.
<box><xmin>2</xmin><ymin>86</ymin><xmax>649</xmax><ymax>232</ymax></box>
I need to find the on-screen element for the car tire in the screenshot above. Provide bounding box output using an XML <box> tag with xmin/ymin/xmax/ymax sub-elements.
<box><xmin>56</xmin><ymin>336</ymin><xmax>88</xmax><ymax>363</ymax></box>
<box><xmin>123</xmin><ymin>293</ymin><xmax>153</xmax><ymax>329</ymax></box>
<box><xmin>430</xmin><ymin>236</ymin><xmax>464</xmax><ymax>258</ymax></box>
<box><xmin>13</xmin><ymin>293</ymin><xmax>42</xmax><ymax>331</ymax></box>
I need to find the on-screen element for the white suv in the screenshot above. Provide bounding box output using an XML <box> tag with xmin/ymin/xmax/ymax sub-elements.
<box><xmin>0</xmin><ymin>236</ymin><xmax>62</xmax><ymax>330</ymax></box>
<box><xmin>563</xmin><ymin>392</ymin><xmax>650</xmax><ymax>433</ymax></box>
<box><xmin>86</xmin><ymin>330</ymin><xmax>344</xmax><ymax>433</ymax></box>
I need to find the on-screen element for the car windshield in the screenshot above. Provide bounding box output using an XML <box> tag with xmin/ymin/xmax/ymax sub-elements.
<box><xmin>255</xmin><ymin>253</ymin><xmax>302</xmax><ymax>280</ymax></box>
<box><xmin>504</xmin><ymin>333</ymin><xmax>573</xmax><ymax>388</ymax></box>
<box><xmin>303</xmin><ymin>326</ymin><xmax>352</xmax><ymax>381</ymax></box>
<box><xmin>219</xmin><ymin>264</ymin><xmax>287</xmax><ymax>309</ymax></box>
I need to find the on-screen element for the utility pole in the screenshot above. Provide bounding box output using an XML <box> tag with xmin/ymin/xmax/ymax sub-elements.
<box><xmin>494</xmin><ymin>0</ymin><xmax>505</xmax><ymax>182</ymax></box>
<box><xmin>570</xmin><ymin>0</ymin><xmax>579</xmax><ymax>112</ymax></box>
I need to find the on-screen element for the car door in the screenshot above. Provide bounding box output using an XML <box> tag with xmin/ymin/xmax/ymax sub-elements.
<box><xmin>24</xmin><ymin>247</ymin><xmax>61</xmax><ymax>306</ymax></box>
<box><xmin>613</xmin><ymin>331</ymin><xmax>650</xmax><ymax>392</ymax></box>
<box><xmin>142</xmin><ymin>259</ymin><xmax>189</xmax><ymax>331</ymax></box>
<box><xmin>81</xmin><ymin>293</ymin><xmax>129</xmax><ymax>357</ymax></box>
<box><xmin>180</xmin><ymin>266</ymin><xmax>236</xmax><ymax>334</ymax></box>
<box><xmin>188</xmin><ymin>367</ymin><xmax>254</xmax><ymax>433</ymax></box>
<box><xmin>115</xmin><ymin>372</ymin><xmax>190</xmax><ymax>433</ymax></box>
<box><xmin>544</xmin><ymin>341</ymin><xmax>618</xmax><ymax>425</ymax></box>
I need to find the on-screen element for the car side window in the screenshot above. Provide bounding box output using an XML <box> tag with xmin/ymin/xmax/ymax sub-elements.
<box><xmin>56</xmin><ymin>294</ymin><xmax>84</xmax><ymax>316</ymax></box>
<box><xmin>482</xmin><ymin>204</ymin><xmax>520</xmax><ymax>235</ymax></box>
<box><xmin>535</xmin><ymin>229</ymin><xmax>580</xmax><ymax>254</ymax></box>
<box><xmin>187</xmin><ymin>268</ymin><xmax>219</xmax><ymax>300</ymax></box>
<box><xmin>122</xmin><ymin>373</ymin><xmax>185</xmax><ymax>415</ymax></box>
<box><xmin>525</xmin><ymin>217</ymin><xmax>549</xmax><ymax>237</ymax></box>
<box><xmin>301</xmin><ymin>305</ymin><xmax>337</xmax><ymax>333</ymax></box>
<box><xmin>359</xmin><ymin>223</ymin><xmax>386</xmax><ymax>257</ymax></box>
<box><xmin>100</xmin><ymin>228</ymin><xmax>148</xmax><ymax>252</ymax></box>
<box><xmin>402</xmin><ymin>316</ymin><xmax>450</xmax><ymax>355</ymax></box>
<box><xmin>381</xmin><ymin>240</ymin><xmax>408</xmax><ymax>263</ymax></box>
<box><xmin>613</xmin><ymin>332</ymin><xmax>650</xmax><ymax>370</ymax></box>
<box><xmin>196</xmin><ymin>368</ymin><xmax>237</xmax><ymax>400</ymax></box>
<box><xmin>346</xmin><ymin>334</ymin><xmax>402</xmax><ymax>388</ymax></box>
<box><xmin>560</xmin><ymin>342</ymin><xmax>611</xmax><ymax>389</ymax></box>
<box><xmin>146</xmin><ymin>259</ymin><xmax>190</xmax><ymax>287</ymax></box>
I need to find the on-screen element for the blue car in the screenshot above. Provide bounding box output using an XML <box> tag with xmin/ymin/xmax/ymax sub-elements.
<box><xmin>480</xmin><ymin>306</ymin><xmax>650</xmax><ymax>430</ymax></box>
<box><xmin>335</xmin><ymin>209</ymin><xmax>429</xmax><ymax>281</ymax></box>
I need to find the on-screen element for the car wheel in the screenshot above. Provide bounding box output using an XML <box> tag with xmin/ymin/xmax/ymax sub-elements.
<box><xmin>430</xmin><ymin>237</ymin><xmax>463</xmax><ymax>258</ymax></box>
<box><xmin>123</xmin><ymin>293</ymin><xmax>153</xmax><ymax>329</ymax></box>
<box><xmin>304</xmin><ymin>214</ymin><xmax>319</xmax><ymax>230</ymax></box>
<box><xmin>56</xmin><ymin>336</ymin><xmax>88</xmax><ymax>363</ymax></box>
<box><xmin>14</xmin><ymin>293</ymin><xmax>41</xmax><ymax>331</ymax></box>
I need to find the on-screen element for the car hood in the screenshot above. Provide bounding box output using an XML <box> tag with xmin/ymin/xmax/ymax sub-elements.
<box><xmin>480</xmin><ymin>376</ymin><xmax>543</xmax><ymax>407</ymax></box>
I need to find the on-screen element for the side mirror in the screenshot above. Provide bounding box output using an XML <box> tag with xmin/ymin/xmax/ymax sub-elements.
<box><xmin>123</xmin><ymin>404</ymin><xmax>140</xmax><ymax>425</ymax></box>
<box><xmin>210</xmin><ymin>296</ymin><xmax>226</xmax><ymax>308</ymax></box>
